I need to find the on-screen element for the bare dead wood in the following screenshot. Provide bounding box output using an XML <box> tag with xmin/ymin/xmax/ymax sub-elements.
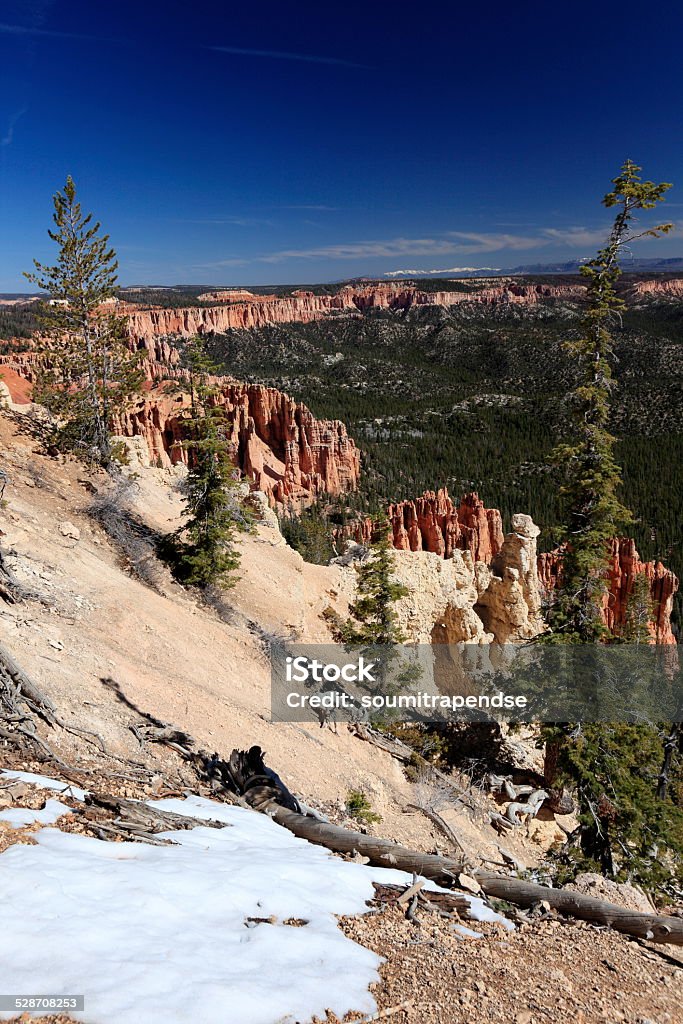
<box><xmin>396</xmin><ymin>878</ymin><xmax>424</xmax><ymax>907</ymax></box>
<box><xmin>355</xmin><ymin>999</ymin><xmax>415</xmax><ymax>1023</ymax></box>
<box><xmin>0</xmin><ymin>546</ymin><xmax>39</xmax><ymax>605</ymax></box>
<box><xmin>268</xmin><ymin>804</ymin><xmax>465</xmax><ymax>885</ymax></box>
<box><xmin>273</xmin><ymin>803</ymin><xmax>683</xmax><ymax>943</ymax></box>
<box><xmin>475</xmin><ymin>871</ymin><xmax>683</xmax><ymax>945</ymax></box>
<box><xmin>405</xmin><ymin>802</ymin><xmax>467</xmax><ymax>856</ymax></box>
<box><xmin>81</xmin><ymin>791</ymin><xmax>231</xmax><ymax>842</ymax></box>
<box><xmin>0</xmin><ymin>648</ymin><xmax>102</xmax><ymax>762</ymax></box>
<box><xmin>372</xmin><ymin>883</ymin><xmax>472</xmax><ymax>916</ymax></box>
<box><xmin>349</xmin><ymin>722</ymin><xmax>476</xmax><ymax>810</ymax></box>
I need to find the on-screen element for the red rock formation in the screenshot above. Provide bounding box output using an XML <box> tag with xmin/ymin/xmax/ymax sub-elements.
<box><xmin>630</xmin><ymin>277</ymin><xmax>683</xmax><ymax>300</ymax></box>
<box><xmin>0</xmin><ymin>351</ymin><xmax>42</xmax><ymax>390</ymax></box>
<box><xmin>538</xmin><ymin>540</ymin><xmax>679</xmax><ymax>644</ymax></box>
<box><xmin>123</xmin><ymin>281</ymin><xmax>587</xmax><ymax>348</ymax></box>
<box><xmin>338</xmin><ymin>489</ymin><xmax>504</xmax><ymax>563</ymax></box>
<box><xmin>0</xmin><ymin>366</ymin><xmax>32</xmax><ymax>404</ymax></box>
<box><xmin>113</xmin><ymin>381</ymin><xmax>360</xmax><ymax>507</ymax></box>
<box><xmin>345</xmin><ymin>493</ymin><xmax>677</xmax><ymax>644</ymax></box>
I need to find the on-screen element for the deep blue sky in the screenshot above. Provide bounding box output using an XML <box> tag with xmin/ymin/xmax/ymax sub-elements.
<box><xmin>1</xmin><ymin>0</ymin><xmax>682</xmax><ymax>290</ymax></box>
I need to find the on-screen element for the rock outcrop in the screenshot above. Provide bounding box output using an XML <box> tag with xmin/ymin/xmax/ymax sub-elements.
<box><xmin>338</xmin><ymin>489</ymin><xmax>504</xmax><ymax>563</ymax></box>
<box><xmin>123</xmin><ymin>281</ymin><xmax>587</xmax><ymax>348</ymax></box>
<box><xmin>389</xmin><ymin>548</ymin><xmax>492</xmax><ymax>645</ymax></box>
<box><xmin>338</xmin><ymin>513</ymin><xmax>546</xmax><ymax>647</ymax></box>
<box><xmin>475</xmin><ymin>514</ymin><xmax>545</xmax><ymax>643</ymax></box>
<box><xmin>113</xmin><ymin>381</ymin><xmax>360</xmax><ymax>507</ymax></box>
<box><xmin>538</xmin><ymin>539</ymin><xmax>679</xmax><ymax>644</ymax></box>
<box><xmin>346</xmin><ymin>490</ymin><xmax>677</xmax><ymax>644</ymax></box>
<box><xmin>630</xmin><ymin>277</ymin><xmax>683</xmax><ymax>300</ymax></box>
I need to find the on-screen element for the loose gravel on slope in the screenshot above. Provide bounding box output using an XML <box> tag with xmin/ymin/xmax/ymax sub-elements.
<box><xmin>335</xmin><ymin>904</ymin><xmax>683</xmax><ymax>1024</ymax></box>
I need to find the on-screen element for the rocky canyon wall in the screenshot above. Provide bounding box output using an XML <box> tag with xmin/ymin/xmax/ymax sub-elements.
<box><xmin>124</xmin><ymin>281</ymin><xmax>587</xmax><ymax>347</ymax></box>
<box><xmin>337</xmin><ymin>488</ymin><xmax>504</xmax><ymax>563</ymax></box>
<box><xmin>112</xmin><ymin>381</ymin><xmax>360</xmax><ymax>507</ymax></box>
<box><xmin>343</xmin><ymin>490</ymin><xmax>678</xmax><ymax>644</ymax></box>
<box><xmin>629</xmin><ymin>277</ymin><xmax>683</xmax><ymax>300</ymax></box>
<box><xmin>538</xmin><ymin>539</ymin><xmax>679</xmax><ymax>644</ymax></box>
<box><xmin>0</xmin><ymin>350</ymin><xmax>360</xmax><ymax>508</ymax></box>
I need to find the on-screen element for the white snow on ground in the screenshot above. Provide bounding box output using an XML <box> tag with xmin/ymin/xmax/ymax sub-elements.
<box><xmin>0</xmin><ymin>769</ymin><xmax>88</xmax><ymax>801</ymax></box>
<box><xmin>0</xmin><ymin>798</ymin><xmax>72</xmax><ymax>828</ymax></box>
<box><xmin>154</xmin><ymin>794</ymin><xmax>513</xmax><ymax>928</ymax></box>
<box><xmin>0</xmin><ymin>780</ymin><xmax>512</xmax><ymax>1024</ymax></box>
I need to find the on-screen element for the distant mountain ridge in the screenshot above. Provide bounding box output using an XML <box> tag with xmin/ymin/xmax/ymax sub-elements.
<box><xmin>382</xmin><ymin>257</ymin><xmax>683</xmax><ymax>279</ymax></box>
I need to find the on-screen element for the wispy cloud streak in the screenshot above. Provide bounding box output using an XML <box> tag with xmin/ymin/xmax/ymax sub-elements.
<box><xmin>210</xmin><ymin>45</ymin><xmax>366</xmax><ymax>69</ymax></box>
<box><xmin>252</xmin><ymin>227</ymin><xmax>614</xmax><ymax>264</ymax></box>
<box><xmin>0</xmin><ymin>21</ymin><xmax>106</xmax><ymax>41</ymax></box>
<box><xmin>197</xmin><ymin>225</ymin><xmax>630</xmax><ymax>271</ymax></box>
<box><xmin>1</xmin><ymin>106</ymin><xmax>27</xmax><ymax>147</ymax></box>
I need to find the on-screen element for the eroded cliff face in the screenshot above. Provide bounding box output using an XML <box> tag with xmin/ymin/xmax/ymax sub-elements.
<box><xmin>112</xmin><ymin>381</ymin><xmax>360</xmax><ymax>506</ymax></box>
<box><xmin>339</xmin><ymin>488</ymin><xmax>504</xmax><ymax>563</ymax></box>
<box><xmin>630</xmin><ymin>277</ymin><xmax>683</xmax><ymax>300</ymax></box>
<box><xmin>538</xmin><ymin>539</ymin><xmax>679</xmax><ymax>645</ymax></box>
<box><xmin>340</xmin><ymin>511</ymin><xmax>545</xmax><ymax>646</ymax></box>
<box><xmin>345</xmin><ymin>490</ymin><xmax>677</xmax><ymax>644</ymax></box>
<box><xmin>123</xmin><ymin>281</ymin><xmax>587</xmax><ymax>346</ymax></box>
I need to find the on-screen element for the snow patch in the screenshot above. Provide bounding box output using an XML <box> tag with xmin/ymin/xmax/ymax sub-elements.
<box><xmin>0</xmin><ymin>769</ymin><xmax>88</xmax><ymax>802</ymax></box>
<box><xmin>0</xmin><ymin>798</ymin><xmax>72</xmax><ymax>829</ymax></box>
<box><xmin>0</xmin><ymin>789</ymin><xmax>511</xmax><ymax>1023</ymax></box>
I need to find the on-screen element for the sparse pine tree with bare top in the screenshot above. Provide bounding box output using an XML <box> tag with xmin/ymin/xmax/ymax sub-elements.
<box><xmin>25</xmin><ymin>176</ymin><xmax>143</xmax><ymax>469</ymax></box>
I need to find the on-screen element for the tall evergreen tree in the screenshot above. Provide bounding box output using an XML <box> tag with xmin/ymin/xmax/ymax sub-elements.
<box><xmin>168</xmin><ymin>337</ymin><xmax>250</xmax><ymax>588</ymax></box>
<box><xmin>331</xmin><ymin>525</ymin><xmax>408</xmax><ymax>646</ymax></box>
<box><xmin>326</xmin><ymin>524</ymin><xmax>414</xmax><ymax>703</ymax></box>
<box><xmin>541</xmin><ymin>163</ymin><xmax>682</xmax><ymax>888</ymax></box>
<box><xmin>549</xmin><ymin>161</ymin><xmax>672</xmax><ymax>640</ymax></box>
<box><xmin>25</xmin><ymin>176</ymin><xmax>142</xmax><ymax>469</ymax></box>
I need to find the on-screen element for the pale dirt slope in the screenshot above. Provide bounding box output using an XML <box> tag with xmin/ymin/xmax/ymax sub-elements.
<box><xmin>0</xmin><ymin>413</ymin><xmax>570</xmax><ymax>862</ymax></box>
<box><xmin>0</xmin><ymin>416</ymin><xmax>438</xmax><ymax>848</ymax></box>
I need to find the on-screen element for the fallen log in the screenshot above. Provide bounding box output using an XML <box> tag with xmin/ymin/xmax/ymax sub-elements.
<box><xmin>475</xmin><ymin>871</ymin><xmax>683</xmax><ymax>946</ymax></box>
<box><xmin>268</xmin><ymin>804</ymin><xmax>683</xmax><ymax>944</ymax></box>
<box><xmin>202</xmin><ymin>746</ymin><xmax>683</xmax><ymax>946</ymax></box>
<box><xmin>268</xmin><ymin>805</ymin><xmax>465</xmax><ymax>885</ymax></box>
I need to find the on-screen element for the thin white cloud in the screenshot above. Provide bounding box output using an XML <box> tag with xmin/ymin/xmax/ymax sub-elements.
<box><xmin>181</xmin><ymin>217</ymin><xmax>274</xmax><ymax>227</ymax></box>
<box><xmin>210</xmin><ymin>46</ymin><xmax>366</xmax><ymax>69</ymax></box>
<box><xmin>0</xmin><ymin>21</ymin><xmax>99</xmax><ymax>40</ymax></box>
<box><xmin>539</xmin><ymin>227</ymin><xmax>610</xmax><ymax>247</ymax></box>
<box><xmin>255</xmin><ymin>232</ymin><xmax>546</xmax><ymax>263</ymax></box>
<box><xmin>1</xmin><ymin>106</ymin><xmax>27</xmax><ymax>147</ymax></box>
<box><xmin>199</xmin><ymin>221</ymin><xmax>673</xmax><ymax>271</ymax></box>
<box><xmin>282</xmin><ymin>204</ymin><xmax>339</xmax><ymax>211</ymax></box>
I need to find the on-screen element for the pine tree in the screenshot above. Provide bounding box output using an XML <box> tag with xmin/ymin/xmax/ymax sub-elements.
<box><xmin>621</xmin><ymin>572</ymin><xmax>655</xmax><ymax>643</ymax></box>
<box><xmin>327</xmin><ymin>524</ymin><xmax>413</xmax><ymax>701</ymax></box>
<box><xmin>549</xmin><ymin>160</ymin><xmax>672</xmax><ymax>640</ymax></box>
<box><xmin>280</xmin><ymin>503</ymin><xmax>335</xmax><ymax>564</ymax></box>
<box><xmin>169</xmin><ymin>337</ymin><xmax>250</xmax><ymax>588</ymax></box>
<box><xmin>331</xmin><ymin>526</ymin><xmax>408</xmax><ymax>646</ymax></box>
<box><xmin>25</xmin><ymin>176</ymin><xmax>142</xmax><ymax>469</ymax></box>
<box><xmin>541</xmin><ymin>162</ymin><xmax>681</xmax><ymax>888</ymax></box>
<box><xmin>554</xmin><ymin>722</ymin><xmax>683</xmax><ymax>884</ymax></box>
